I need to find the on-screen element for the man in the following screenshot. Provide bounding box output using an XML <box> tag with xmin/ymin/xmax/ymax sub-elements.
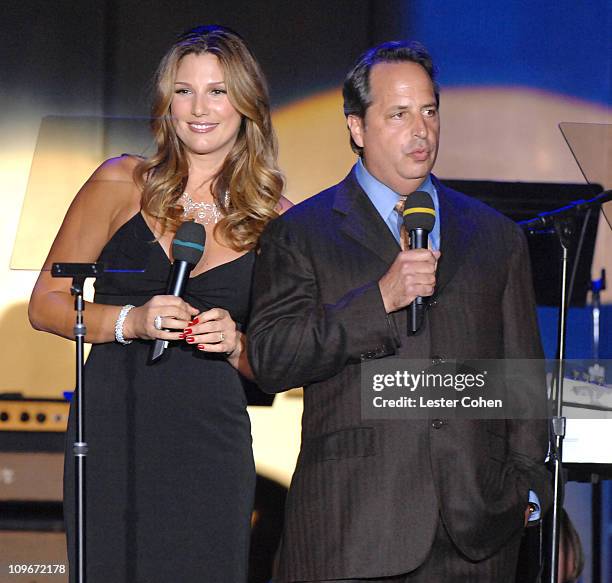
<box><xmin>248</xmin><ymin>41</ymin><xmax>551</xmax><ymax>582</ymax></box>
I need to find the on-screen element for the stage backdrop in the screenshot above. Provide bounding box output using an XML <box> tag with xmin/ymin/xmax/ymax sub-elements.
<box><xmin>1</xmin><ymin>3</ymin><xmax>611</xmax><ymax>580</ymax></box>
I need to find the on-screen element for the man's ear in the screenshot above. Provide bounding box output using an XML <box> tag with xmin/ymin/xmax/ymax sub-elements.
<box><xmin>347</xmin><ymin>114</ymin><xmax>365</xmax><ymax>148</ymax></box>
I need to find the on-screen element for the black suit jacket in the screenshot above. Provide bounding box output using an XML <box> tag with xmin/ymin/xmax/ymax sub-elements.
<box><xmin>248</xmin><ymin>169</ymin><xmax>551</xmax><ymax>581</ymax></box>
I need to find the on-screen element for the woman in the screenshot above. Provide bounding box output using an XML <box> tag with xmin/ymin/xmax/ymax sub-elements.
<box><xmin>29</xmin><ymin>25</ymin><xmax>289</xmax><ymax>582</ymax></box>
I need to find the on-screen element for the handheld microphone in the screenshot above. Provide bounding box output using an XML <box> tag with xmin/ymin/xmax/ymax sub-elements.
<box><xmin>149</xmin><ymin>221</ymin><xmax>206</xmax><ymax>363</ymax></box>
<box><xmin>402</xmin><ymin>191</ymin><xmax>436</xmax><ymax>334</ymax></box>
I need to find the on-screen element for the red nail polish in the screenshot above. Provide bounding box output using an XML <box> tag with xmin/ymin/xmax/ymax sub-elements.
<box><xmin>178</xmin><ymin>333</ymin><xmax>186</xmax><ymax>339</ymax></box>
<box><xmin>192</xmin><ymin>317</ymin><xmax>199</xmax><ymax>325</ymax></box>
<box><xmin>184</xmin><ymin>328</ymin><xmax>192</xmax><ymax>334</ymax></box>
<box><xmin>186</xmin><ymin>336</ymin><xmax>195</xmax><ymax>343</ymax></box>
<box><xmin>197</xmin><ymin>344</ymin><xmax>205</xmax><ymax>350</ymax></box>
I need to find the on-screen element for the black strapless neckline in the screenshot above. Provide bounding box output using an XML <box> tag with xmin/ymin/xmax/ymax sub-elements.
<box><xmin>135</xmin><ymin>212</ymin><xmax>252</xmax><ymax>280</ymax></box>
<box><xmin>93</xmin><ymin>211</ymin><xmax>256</xmax><ymax>325</ymax></box>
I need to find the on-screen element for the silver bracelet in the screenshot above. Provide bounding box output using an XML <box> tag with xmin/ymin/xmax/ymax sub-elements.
<box><xmin>115</xmin><ymin>304</ymin><xmax>135</xmax><ymax>345</ymax></box>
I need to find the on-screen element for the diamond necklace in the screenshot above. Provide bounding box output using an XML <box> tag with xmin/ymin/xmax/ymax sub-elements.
<box><xmin>178</xmin><ymin>191</ymin><xmax>229</xmax><ymax>225</ymax></box>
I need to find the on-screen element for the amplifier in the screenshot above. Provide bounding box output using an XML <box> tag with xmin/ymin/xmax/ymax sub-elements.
<box><xmin>0</xmin><ymin>399</ymin><xmax>67</xmax><ymax>526</ymax></box>
<box><xmin>1</xmin><ymin>399</ymin><xmax>67</xmax><ymax>576</ymax></box>
<box><xmin>0</xmin><ymin>398</ymin><xmax>69</xmax><ymax>432</ymax></box>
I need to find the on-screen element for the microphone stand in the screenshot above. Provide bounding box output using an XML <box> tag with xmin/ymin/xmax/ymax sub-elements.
<box><xmin>51</xmin><ymin>262</ymin><xmax>104</xmax><ymax>583</ymax></box>
<box><xmin>547</xmin><ymin>217</ymin><xmax>572</xmax><ymax>583</ymax></box>
<box><xmin>520</xmin><ymin>192</ymin><xmax>611</xmax><ymax>583</ymax></box>
<box><xmin>589</xmin><ymin>269</ymin><xmax>606</xmax><ymax>583</ymax></box>
<box><xmin>520</xmin><ymin>190</ymin><xmax>612</xmax><ymax>232</ymax></box>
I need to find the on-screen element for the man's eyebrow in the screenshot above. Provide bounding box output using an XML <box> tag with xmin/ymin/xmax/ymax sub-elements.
<box><xmin>387</xmin><ymin>103</ymin><xmax>437</xmax><ymax>111</ymax></box>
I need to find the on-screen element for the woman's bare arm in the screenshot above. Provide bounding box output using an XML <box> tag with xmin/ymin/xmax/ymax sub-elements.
<box><xmin>29</xmin><ymin>156</ymin><xmax>197</xmax><ymax>344</ymax></box>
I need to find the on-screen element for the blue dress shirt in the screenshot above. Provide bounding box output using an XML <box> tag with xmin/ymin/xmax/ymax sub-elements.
<box><xmin>354</xmin><ymin>158</ymin><xmax>440</xmax><ymax>251</ymax></box>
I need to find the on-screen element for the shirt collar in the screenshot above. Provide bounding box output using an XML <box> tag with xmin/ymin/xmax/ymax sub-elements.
<box><xmin>354</xmin><ymin>157</ymin><xmax>437</xmax><ymax>215</ymax></box>
<box><xmin>354</xmin><ymin>158</ymin><xmax>441</xmax><ymax>251</ymax></box>
<box><xmin>355</xmin><ymin>157</ymin><xmax>399</xmax><ymax>220</ymax></box>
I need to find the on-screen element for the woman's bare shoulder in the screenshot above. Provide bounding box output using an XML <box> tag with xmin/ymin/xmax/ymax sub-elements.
<box><xmin>72</xmin><ymin>155</ymin><xmax>142</xmax><ymax>229</ymax></box>
<box><xmin>276</xmin><ymin>195</ymin><xmax>294</xmax><ymax>215</ymax></box>
<box><xmin>89</xmin><ymin>154</ymin><xmax>142</xmax><ymax>183</ymax></box>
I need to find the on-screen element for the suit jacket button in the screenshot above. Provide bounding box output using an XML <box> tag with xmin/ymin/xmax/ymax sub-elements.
<box><xmin>431</xmin><ymin>419</ymin><xmax>445</xmax><ymax>429</ymax></box>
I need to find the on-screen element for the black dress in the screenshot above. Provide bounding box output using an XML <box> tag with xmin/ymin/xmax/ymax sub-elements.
<box><xmin>64</xmin><ymin>213</ymin><xmax>256</xmax><ymax>583</ymax></box>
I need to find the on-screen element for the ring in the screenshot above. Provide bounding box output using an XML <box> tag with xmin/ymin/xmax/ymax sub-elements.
<box><xmin>153</xmin><ymin>315</ymin><xmax>163</xmax><ymax>330</ymax></box>
<box><xmin>219</xmin><ymin>332</ymin><xmax>225</xmax><ymax>342</ymax></box>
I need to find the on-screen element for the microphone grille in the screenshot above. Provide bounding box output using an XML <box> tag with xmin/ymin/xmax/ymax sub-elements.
<box><xmin>172</xmin><ymin>221</ymin><xmax>206</xmax><ymax>265</ymax></box>
<box><xmin>402</xmin><ymin>190</ymin><xmax>436</xmax><ymax>232</ymax></box>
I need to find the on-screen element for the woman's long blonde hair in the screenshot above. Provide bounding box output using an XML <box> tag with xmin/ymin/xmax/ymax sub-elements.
<box><xmin>135</xmin><ymin>25</ymin><xmax>284</xmax><ymax>250</ymax></box>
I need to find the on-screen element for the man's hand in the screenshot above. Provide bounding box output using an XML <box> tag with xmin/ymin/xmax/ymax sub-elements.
<box><xmin>378</xmin><ymin>249</ymin><xmax>441</xmax><ymax>313</ymax></box>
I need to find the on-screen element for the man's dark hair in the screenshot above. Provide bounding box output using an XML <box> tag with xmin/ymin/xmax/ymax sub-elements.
<box><xmin>343</xmin><ymin>40</ymin><xmax>439</xmax><ymax>156</ymax></box>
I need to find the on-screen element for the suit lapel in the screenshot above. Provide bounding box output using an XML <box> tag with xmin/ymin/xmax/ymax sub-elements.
<box><xmin>331</xmin><ymin>172</ymin><xmax>480</xmax><ymax>297</ymax></box>
<box><xmin>434</xmin><ymin>177</ymin><xmax>478</xmax><ymax>296</ymax></box>
<box><xmin>333</xmin><ymin>170</ymin><xmax>399</xmax><ymax>265</ymax></box>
